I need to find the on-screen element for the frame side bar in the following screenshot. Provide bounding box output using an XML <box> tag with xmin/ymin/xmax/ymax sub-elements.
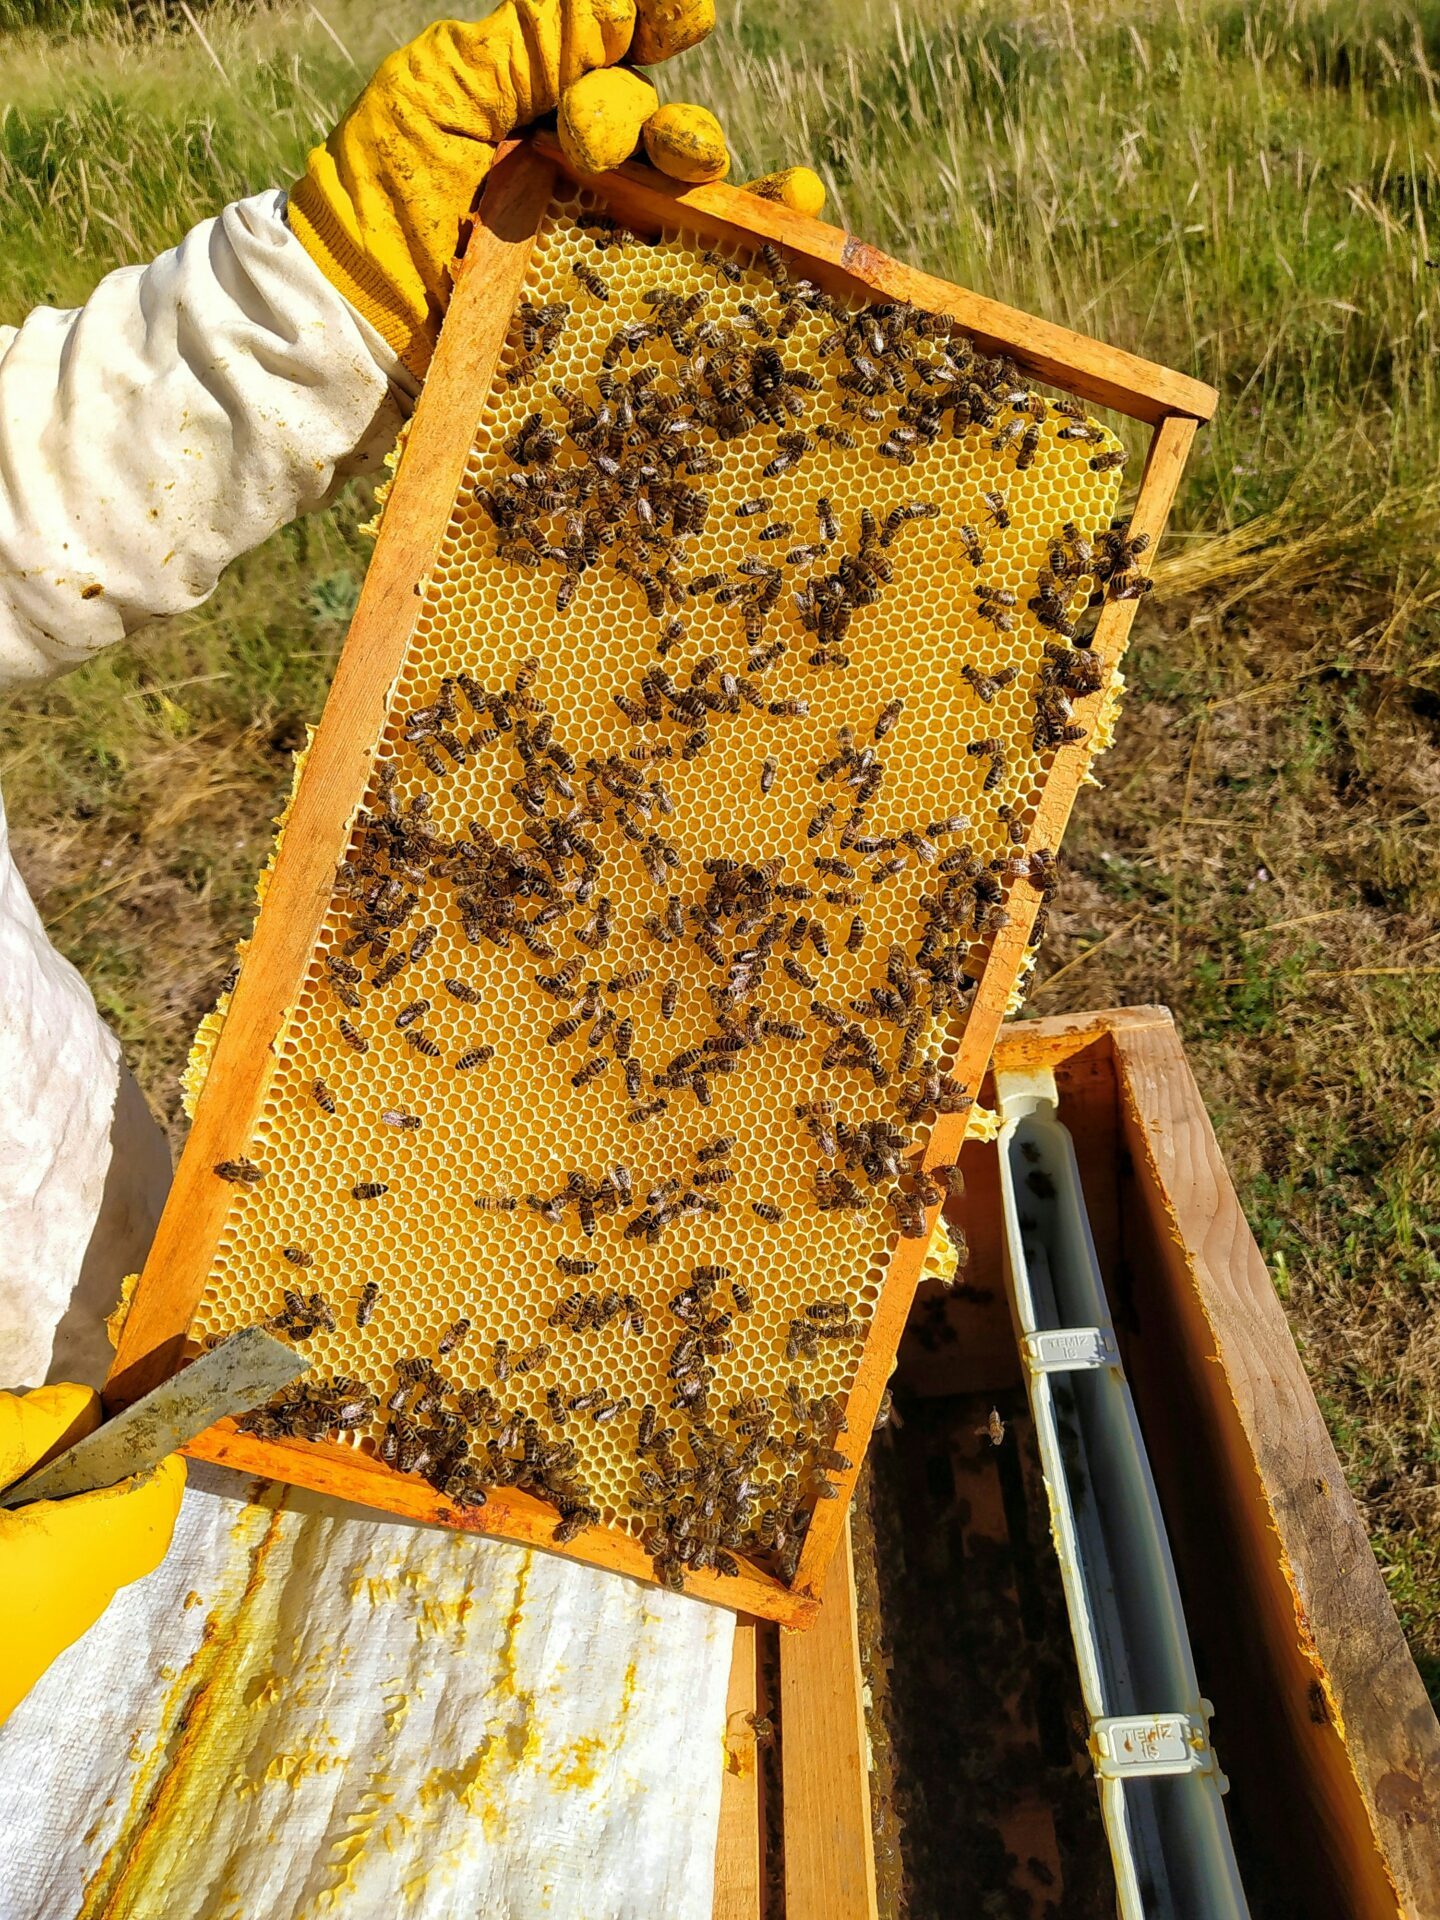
<box><xmin>106</xmin><ymin>145</ymin><xmax>559</xmax><ymax>1410</ymax></box>
<box><xmin>791</xmin><ymin>412</ymin><xmax>1198</xmax><ymax>1597</ymax></box>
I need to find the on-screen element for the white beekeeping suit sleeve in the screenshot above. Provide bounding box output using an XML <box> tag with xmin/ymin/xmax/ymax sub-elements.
<box><xmin>0</xmin><ymin>188</ymin><xmax>412</xmax><ymax>688</ymax></box>
<box><xmin>0</xmin><ymin>195</ymin><xmax>732</xmax><ymax>1920</ymax></box>
<box><xmin>0</xmin><ymin>189</ymin><xmax>413</xmax><ymax>1388</ymax></box>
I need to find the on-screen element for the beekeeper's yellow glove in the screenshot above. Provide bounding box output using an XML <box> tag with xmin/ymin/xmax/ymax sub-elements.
<box><xmin>0</xmin><ymin>1384</ymin><xmax>185</xmax><ymax>1726</ymax></box>
<box><xmin>287</xmin><ymin>1</ymin><xmax>826</xmax><ymax>377</ymax></box>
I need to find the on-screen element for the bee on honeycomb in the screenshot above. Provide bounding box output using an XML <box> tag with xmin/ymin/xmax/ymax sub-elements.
<box><xmin>196</xmin><ymin>189</ymin><xmax>1133</xmax><ymax>1594</ymax></box>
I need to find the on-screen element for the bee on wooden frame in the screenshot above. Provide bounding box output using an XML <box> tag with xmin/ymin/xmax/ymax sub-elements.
<box><xmin>214</xmin><ymin>1158</ymin><xmax>264</xmax><ymax>1186</ymax></box>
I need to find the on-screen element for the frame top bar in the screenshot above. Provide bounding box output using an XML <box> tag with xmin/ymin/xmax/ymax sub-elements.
<box><xmin>528</xmin><ymin>133</ymin><xmax>1218</xmax><ymax>429</ymax></box>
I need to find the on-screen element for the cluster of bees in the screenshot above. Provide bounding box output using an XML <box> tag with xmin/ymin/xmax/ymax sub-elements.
<box><xmin>222</xmin><ymin>208</ymin><xmax>1149</xmax><ymax>1595</ymax></box>
<box><xmin>639</xmin><ymin>1266</ymin><xmax>854</xmax><ymax>1587</ymax></box>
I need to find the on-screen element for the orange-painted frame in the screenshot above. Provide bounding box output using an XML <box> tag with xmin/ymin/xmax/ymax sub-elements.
<box><xmin>107</xmin><ymin>138</ymin><xmax>1215</xmax><ymax>1627</ymax></box>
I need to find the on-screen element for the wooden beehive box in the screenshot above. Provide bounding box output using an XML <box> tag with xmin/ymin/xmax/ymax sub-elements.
<box><xmin>108</xmin><ymin>139</ymin><xmax>1215</xmax><ymax>1626</ymax></box>
<box><xmin>716</xmin><ymin>1009</ymin><xmax>1440</xmax><ymax>1917</ymax></box>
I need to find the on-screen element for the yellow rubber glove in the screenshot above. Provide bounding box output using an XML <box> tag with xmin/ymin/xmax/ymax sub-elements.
<box><xmin>0</xmin><ymin>1385</ymin><xmax>185</xmax><ymax>1726</ymax></box>
<box><xmin>287</xmin><ymin>1</ymin><xmax>826</xmax><ymax>377</ymax></box>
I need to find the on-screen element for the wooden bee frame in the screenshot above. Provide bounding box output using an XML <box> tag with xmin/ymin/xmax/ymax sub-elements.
<box><xmin>107</xmin><ymin>138</ymin><xmax>1216</xmax><ymax>1628</ymax></box>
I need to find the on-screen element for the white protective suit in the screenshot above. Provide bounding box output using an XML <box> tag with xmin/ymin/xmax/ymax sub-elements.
<box><xmin>0</xmin><ymin>193</ymin><xmax>733</xmax><ymax>1920</ymax></box>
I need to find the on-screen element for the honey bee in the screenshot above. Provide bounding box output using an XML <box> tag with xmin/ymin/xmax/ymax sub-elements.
<box><xmin>214</xmin><ymin>1158</ymin><xmax>264</xmax><ymax>1186</ymax></box>
<box><xmin>351</xmin><ymin>1181</ymin><xmax>389</xmax><ymax>1200</ymax></box>
<box><xmin>405</xmin><ymin>1031</ymin><xmax>442</xmax><ymax>1058</ymax></box>
<box><xmin>516</xmin><ymin>1342</ymin><xmax>551</xmax><ymax>1374</ymax></box>
<box><xmin>641</xmin><ymin>609</ymin><xmax>682</xmax><ymax>658</ymax></box>
<box><xmin>444</xmin><ymin>978</ymin><xmax>482</xmax><ymax>1004</ymax></box>
<box><xmin>966</xmin><ymin>737</ymin><xmax>1006</xmax><ymax>791</ymax></box>
<box><xmin>553</xmin><ymin>1508</ymin><xmax>598</xmax><ymax>1544</ymax></box>
<box><xmin>338</xmin><ymin>1019</ymin><xmax>368</xmax><ymax>1054</ymax></box>
<box><xmin>1015</xmin><ymin>422</ymin><xmax>1042</xmax><ymax>470</ymax></box>
<box><xmin>1090</xmin><ymin>449</ymin><xmax>1127</xmax><ymax>472</ymax></box>
<box><xmin>394</xmin><ymin>998</ymin><xmax>430</xmax><ymax>1029</ymax></box>
<box><xmin>536</xmin><ymin>956</ymin><xmax>585</xmax><ymax>1000</ymax></box>
<box><xmin>455</xmin><ymin>1046</ymin><xmax>495</xmax><ymax>1071</ymax></box>
<box><xmin>354</xmin><ymin>1280</ymin><xmax>381</xmax><ymax>1327</ymax></box>
<box><xmin>846</xmin><ymin>915</ymin><xmax>867</xmax><ymax>952</ymax></box>
<box><xmin>881</xmin><ymin>501</ymin><xmax>940</xmax><ymax>545</ymax></box>
<box><xmin>281</xmin><ymin>1247</ymin><xmax>314</xmax><ymax>1268</ymax></box>
<box><xmin>751</xmin><ymin>1201</ymin><xmax>784</xmax><ymax>1224</ymax></box>
<box><xmin>501</xmin><ymin>349</ymin><xmax>543</xmax><ymax>389</ymax></box>
<box><xmin>980</xmin><ymin>490</ymin><xmax>1010</xmax><ymax>529</ymax></box>
<box><xmin>989</xmin><ymin>415</ymin><xmax>1025</xmax><ymax>456</ymax></box>
<box><xmin>763</xmin><ymin>430</ymin><xmax>814</xmax><ymax>478</ymax></box>
<box><xmin>607</xmin><ymin>966</ymin><xmax>652</xmax><ymax>993</ymax></box>
<box><xmin>379</xmin><ymin>1108</ymin><xmax>421</xmax><ymax>1130</ymax></box>
<box><xmin>371</xmin><ymin>950</ymin><xmax>408</xmax><ymax>990</ymax></box>
<box><xmin>473</xmin><ymin>1192</ymin><xmax>518</xmax><ymax>1212</ymax></box>
<box><xmin>311</xmin><ymin>1078</ymin><xmax>336</xmax><ymax>1114</ymax></box>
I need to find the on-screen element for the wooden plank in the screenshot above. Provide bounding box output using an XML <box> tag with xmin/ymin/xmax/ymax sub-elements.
<box><xmin>106</xmin><ymin>142</ymin><xmax>561</xmax><ymax>1412</ymax></box>
<box><xmin>183</xmin><ymin>1420</ymin><xmax>820</xmax><ymax>1628</ymax></box>
<box><xmin>790</xmin><ymin>422</ymin><xmax>1197</xmax><ymax>1599</ymax></box>
<box><xmin>713</xmin><ymin>1620</ymin><xmax>765</xmax><ymax>1920</ymax></box>
<box><xmin>995</xmin><ymin>1000</ymin><xmax>1173</xmax><ymax>1068</ymax></box>
<box><xmin>530</xmin><ymin>133</ymin><xmax>1217</xmax><ymax>427</ymax></box>
<box><xmin>1112</xmin><ymin>1017</ymin><xmax>1440</xmax><ymax>1918</ymax></box>
<box><xmin>780</xmin><ymin>1516</ymin><xmax>879</xmax><ymax>1920</ymax></box>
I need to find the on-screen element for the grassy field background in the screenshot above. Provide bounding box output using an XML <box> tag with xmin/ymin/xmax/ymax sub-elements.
<box><xmin>0</xmin><ymin>0</ymin><xmax>1436</xmax><ymax>1693</ymax></box>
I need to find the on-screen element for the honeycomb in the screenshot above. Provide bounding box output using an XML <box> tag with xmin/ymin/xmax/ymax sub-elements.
<box><xmin>191</xmin><ymin>185</ymin><xmax>1128</xmax><ymax>1592</ymax></box>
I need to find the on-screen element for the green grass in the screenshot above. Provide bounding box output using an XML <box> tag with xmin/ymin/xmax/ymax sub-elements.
<box><xmin>0</xmin><ymin>0</ymin><xmax>1436</xmax><ymax>1693</ymax></box>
